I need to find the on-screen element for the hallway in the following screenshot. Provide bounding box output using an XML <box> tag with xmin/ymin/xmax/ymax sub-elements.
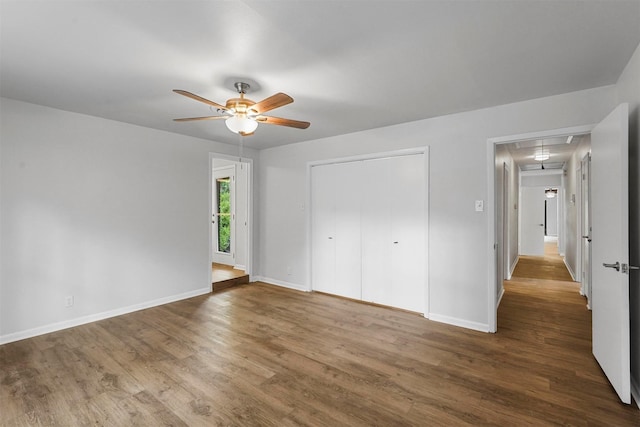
<box><xmin>497</xmin><ymin>239</ymin><xmax>639</xmax><ymax>411</ymax></box>
<box><xmin>511</xmin><ymin>237</ymin><xmax>573</xmax><ymax>282</ymax></box>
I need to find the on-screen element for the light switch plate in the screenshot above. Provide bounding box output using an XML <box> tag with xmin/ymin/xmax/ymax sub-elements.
<box><xmin>475</xmin><ymin>200</ymin><xmax>484</xmax><ymax>212</ymax></box>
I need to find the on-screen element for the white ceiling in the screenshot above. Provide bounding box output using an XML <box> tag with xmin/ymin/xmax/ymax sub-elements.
<box><xmin>1</xmin><ymin>1</ymin><xmax>639</xmax><ymax>150</ymax></box>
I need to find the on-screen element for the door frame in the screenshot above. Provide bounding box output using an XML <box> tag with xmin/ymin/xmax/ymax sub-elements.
<box><xmin>502</xmin><ymin>162</ymin><xmax>510</xmax><ymax>281</ymax></box>
<box><xmin>580</xmin><ymin>153</ymin><xmax>592</xmax><ymax>308</ymax></box>
<box><xmin>306</xmin><ymin>146</ymin><xmax>430</xmax><ymax>315</ymax></box>
<box><xmin>209</xmin><ymin>153</ymin><xmax>254</xmax><ymax>287</ymax></box>
<box><xmin>486</xmin><ymin>124</ymin><xmax>593</xmax><ymax>332</ymax></box>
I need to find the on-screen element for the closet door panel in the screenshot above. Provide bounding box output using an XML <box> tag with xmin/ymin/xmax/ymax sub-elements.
<box><xmin>311</xmin><ymin>164</ymin><xmax>336</xmax><ymax>294</ymax></box>
<box><xmin>389</xmin><ymin>154</ymin><xmax>426</xmax><ymax>313</ymax></box>
<box><xmin>361</xmin><ymin>158</ymin><xmax>391</xmax><ymax>304</ymax></box>
<box><xmin>333</xmin><ymin>161</ymin><xmax>362</xmax><ymax>299</ymax></box>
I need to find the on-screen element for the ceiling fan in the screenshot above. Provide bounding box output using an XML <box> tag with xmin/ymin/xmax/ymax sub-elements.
<box><xmin>173</xmin><ymin>82</ymin><xmax>310</xmax><ymax>136</ymax></box>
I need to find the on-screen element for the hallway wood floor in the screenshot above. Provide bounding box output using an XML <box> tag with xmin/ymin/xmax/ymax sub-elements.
<box><xmin>2</xmin><ymin>280</ymin><xmax>638</xmax><ymax>425</ymax></box>
<box><xmin>511</xmin><ymin>239</ymin><xmax>574</xmax><ymax>282</ymax></box>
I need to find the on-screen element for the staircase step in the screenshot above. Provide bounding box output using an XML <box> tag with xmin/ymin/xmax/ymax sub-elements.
<box><xmin>213</xmin><ymin>275</ymin><xmax>250</xmax><ymax>292</ymax></box>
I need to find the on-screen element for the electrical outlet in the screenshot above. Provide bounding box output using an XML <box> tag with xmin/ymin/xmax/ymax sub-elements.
<box><xmin>65</xmin><ymin>296</ymin><xmax>74</xmax><ymax>307</ymax></box>
<box><xmin>475</xmin><ymin>200</ymin><xmax>484</xmax><ymax>212</ymax></box>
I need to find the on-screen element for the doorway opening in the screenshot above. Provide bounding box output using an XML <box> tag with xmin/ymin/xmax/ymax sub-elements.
<box><xmin>210</xmin><ymin>154</ymin><xmax>253</xmax><ymax>291</ymax></box>
<box><xmin>486</xmin><ymin>124</ymin><xmax>593</xmax><ymax>332</ymax></box>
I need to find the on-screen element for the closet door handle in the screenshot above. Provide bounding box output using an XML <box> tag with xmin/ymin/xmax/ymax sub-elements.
<box><xmin>393</xmin><ymin>241</ymin><xmax>399</xmax><ymax>244</ymax></box>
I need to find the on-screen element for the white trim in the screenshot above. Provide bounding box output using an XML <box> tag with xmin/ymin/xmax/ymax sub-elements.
<box><xmin>497</xmin><ymin>287</ymin><xmax>506</xmax><ymax>308</ymax></box>
<box><xmin>0</xmin><ymin>287</ymin><xmax>211</xmax><ymax>345</ymax></box>
<box><xmin>486</xmin><ymin>124</ymin><xmax>595</xmax><ymax>333</ymax></box>
<box><xmin>254</xmin><ymin>276</ymin><xmax>310</xmax><ymax>292</ymax></box>
<box><xmin>509</xmin><ymin>255</ymin><xmax>519</xmax><ymax>279</ymax></box>
<box><xmin>307</xmin><ymin>146</ymin><xmax>428</xmax><ymax>168</ymax></box>
<box><xmin>429</xmin><ymin>313</ymin><xmax>490</xmax><ymax>333</ymax></box>
<box><xmin>520</xmin><ymin>169</ymin><xmax>564</xmax><ymax>177</ymax></box>
<box><xmin>233</xmin><ymin>264</ymin><xmax>246</xmax><ymax>271</ymax></box>
<box><xmin>631</xmin><ymin>375</ymin><xmax>640</xmax><ymax>409</ymax></box>
<box><xmin>486</xmin><ymin>139</ymin><xmax>498</xmax><ymax>332</ymax></box>
<box><xmin>563</xmin><ymin>257</ymin><xmax>577</xmax><ymax>281</ymax></box>
<box><xmin>488</xmin><ymin>125</ymin><xmax>594</xmax><ymax>145</ymax></box>
<box><xmin>424</xmin><ymin>147</ymin><xmax>431</xmax><ymax>317</ymax></box>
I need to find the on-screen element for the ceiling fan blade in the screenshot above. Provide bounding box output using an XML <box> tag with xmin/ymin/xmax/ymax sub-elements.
<box><xmin>173</xmin><ymin>116</ymin><xmax>227</xmax><ymax>122</ymax></box>
<box><xmin>250</xmin><ymin>93</ymin><xmax>293</xmax><ymax>114</ymax></box>
<box><xmin>173</xmin><ymin>89</ymin><xmax>227</xmax><ymax>110</ymax></box>
<box><xmin>257</xmin><ymin>115</ymin><xmax>310</xmax><ymax>129</ymax></box>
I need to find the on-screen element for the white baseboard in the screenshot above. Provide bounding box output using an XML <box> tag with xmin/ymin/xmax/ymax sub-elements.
<box><xmin>428</xmin><ymin>313</ymin><xmax>490</xmax><ymax>333</ymax></box>
<box><xmin>509</xmin><ymin>256</ymin><xmax>519</xmax><ymax>279</ymax></box>
<box><xmin>632</xmin><ymin>376</ymin><xmax>640</xmax><ymax>409</ymax></box>
<box><xmin>497</xmin><ymin>286</ymin><xmax>506</xmax><ymax>308</ymax></box>
<box><xmin>233</xmin><ymin>264</ymin><xmax>246</xmax><ymax>271</ymax></box>
<box><xmin>0</xmin><ymin>287</ymin><xmax>211</xmax><ymax>345</ymax></box>
<box><xmin>253</xmin><ymin>276</ymin><xmax>310</xmax><ymax>292</ymax></box>
<box><xmin>563</xmin><ymin>258</ymin><xmax>577</xmax><ymax>281</ymax></box>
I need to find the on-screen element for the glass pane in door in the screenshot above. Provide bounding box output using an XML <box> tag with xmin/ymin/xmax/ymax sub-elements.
<box><xmin>216</xmin><ymin>177</ymin><xmax>231</xmax><ymax>253</ymax></box>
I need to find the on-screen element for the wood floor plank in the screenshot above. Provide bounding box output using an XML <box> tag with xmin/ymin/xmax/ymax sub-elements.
<box><xmin>2</xmin><ymin>273</ymin><xmax>639</xmax><ymax>425</ymax></box>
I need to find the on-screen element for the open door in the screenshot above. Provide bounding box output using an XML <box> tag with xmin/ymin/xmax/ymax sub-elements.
<box><xmin>581</xmin><ymin>153</ymin><xmax>592</xmax><ymax>309</ymax></box>
<box><xmin>591</xmin><ymin>103</ymin><xmax>631</xmax><ymax>404</ymax></box>
<box><xmin>213</xmin><ymin>165</ymin><xmax>235</xmax><ymax>266</ymax></box>
<box><xmin>520</xmin><ymin>187</ymin><xmax>545</xmax><ymax>256</ymax></box>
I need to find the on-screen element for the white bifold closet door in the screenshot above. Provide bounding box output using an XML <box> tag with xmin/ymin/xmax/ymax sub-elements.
<box><xmin>361</xmin><ymin>155</ymin><xmax>425</xmax><ymax>313</ymax></box>
<box><xmin>311</xmin><ymin>161</ymin><xmax>362</xmax><ymax>300</ymax></box>
<box><xmin>311</xmin><ymin>153</ymin><xmax>425</xmax><ymax>313</ymax></box>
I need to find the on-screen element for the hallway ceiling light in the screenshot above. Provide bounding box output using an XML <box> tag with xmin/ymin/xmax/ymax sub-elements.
<box><xmin>545</xmin><ymin>188</ymin><xmax>557</xmax><ymax>198</ymax></box>
<box><xmin>534</xmin><ymin>151</ymin><xmax>550</xmax><ymax>161</ymax></box>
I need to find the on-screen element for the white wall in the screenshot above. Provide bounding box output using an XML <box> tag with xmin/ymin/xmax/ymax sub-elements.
<box><xmin>258</xmin><ymin>85</ymin><xmax>617</xmax><ymax>331</ymax></box>
<box><xmin>615</xmin><ymin>41</ymin><xmax>640</xmax><ymax>406</ymax></box>
<box><xmin>521</xmin><ymin>173</ymin><xmax>562</xmax><ymax>187</ymax></box>
<box><xmin>495</xmin><ymin>145</ymin><xmax>518</xmax><ymax>299</ymax></box>
<box><xmin>0</xmin><ymin>98</ymin><xmax>258</xmax><ymax>343</ymax></box>
<box><xmin>564</xmin><ymin>137</ymin><xmax>591</xmax><ymax>282</ymax></box>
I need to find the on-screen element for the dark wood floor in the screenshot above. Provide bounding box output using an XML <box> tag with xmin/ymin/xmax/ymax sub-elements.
<box><xmin>2</xmin><ymin>277</ymin><xmax>639</xmax><ymax>425</ymax></box>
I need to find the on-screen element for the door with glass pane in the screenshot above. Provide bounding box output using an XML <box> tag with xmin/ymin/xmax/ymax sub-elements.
<box><xmin>213</xmin><ymin>166</ymin><xmax>235</xmax><ymax>266</ymax></box>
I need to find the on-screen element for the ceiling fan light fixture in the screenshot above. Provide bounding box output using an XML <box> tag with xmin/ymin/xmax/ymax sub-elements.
<box><xmin>225</xmin><ymin>115</ymin><xmax>258</xmax><ymax>135</ymax></box>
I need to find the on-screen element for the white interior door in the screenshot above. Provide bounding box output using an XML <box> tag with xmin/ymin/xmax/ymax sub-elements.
<box><xmin>520</xmin><ymin>187</ymin><xmax>545</xmax><ymax>256</ymax></box>
<box><xmin>333</xmin><ymin>161</ymin><xmax>362</xmax><ymax>300</ymax></box>
<box><xmin>389</xmin><ymin>154</ymin><xmax>425</xmax><ymax>312</ymax></box>
<box><xmin>361</xmin><ymin>158</ymin><xmax>390</xmax><ymax>305</ymax></box>
<box><xmin>311</xmin><ymin>164</ymin><xmax>336</xmax><ymax>294</ymax></box>
<box><xmin>213</xmin><ymin>166</ymin><xmax>235</xmax><ymax>266</ymax></box>
<box><xmin>591</xmin><ymin>103</ymin><xmax>630</xmax><ymax>404</ymax></box>
<box><xmin>581</xmin><ymin>154</ymin><xmax>592</xmax><ymax>308</ymax></box>
<box><xmin>312</xmin><ymin>153</ymin><xmax>427</xmax><ymax>313</ymax></box>
<box><xmin>361</xmin><ymin>155</ymin><xmax>425</xmax><ymax>313</ymax></box>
